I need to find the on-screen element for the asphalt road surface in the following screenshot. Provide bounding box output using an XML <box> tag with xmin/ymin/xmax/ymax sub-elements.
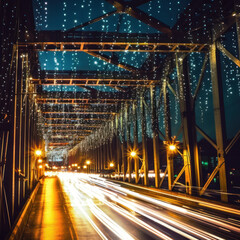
<box><xmin>54</xmin><ymin>172</ymin><xmax>240</xmax><ymax>240</ymax></box>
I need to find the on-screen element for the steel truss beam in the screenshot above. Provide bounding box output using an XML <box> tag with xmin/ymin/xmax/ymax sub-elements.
<box><xmin>176</xmin><ymin>54</ymin><xmax>201</xmax><ymax>195</ymax></box>
<box><xmin>43</xmin><ymin>123</ymin><xmax>101</xmax><ymax>127</ymax></box>
<box><xmin>200</xmin><ymin>42</ymin><xmax>228</xmax><ymax>202</ymax></box>
<box><xmin>36</xmin><ymin>91</ymin><xmax>134</xmax><ymax>99</ymax></box>
<box><xmin>47</xmin><ymin>130</ymin><xmax>92</xmax><ymax>133</ymax></box>
<box><xmin>44</xmin><ymin>119</ymin><xmax>107</xmax><ymax>124</ymax></box>
<box><xmin>31</xmin><ymin>78</ymin><xmax>155</xmax><ymax>87</ymax></box>
<box><xmin>44</xmin><ymin>117</ymin><xmax>110</xmax><ymax>121</ymax></box>
<box><xmin>19</xmin><ymin>31</ymin><xmax>208</xmax><ymax>53</ymax></box>
<box><xmin>42</xmin><ymin>111</ymin><xmax>116</xmax><ymax>115</ymax></box>
<box><xmin>36</xmin><ymin>99</ymin><xmax>132</xmax><ymax>105</ymax></box>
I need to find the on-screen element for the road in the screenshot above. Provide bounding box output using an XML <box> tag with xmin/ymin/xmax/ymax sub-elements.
<box><xmin>53</xmin><ymin>172</ymin><xmax>240</xmax><ymax>240</ymax></box>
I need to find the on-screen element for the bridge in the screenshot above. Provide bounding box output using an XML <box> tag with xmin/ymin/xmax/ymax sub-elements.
<box><xmin>0</xmin><ymin>0</ymin><xmax>240</xmax><ymax>239</ymax></box>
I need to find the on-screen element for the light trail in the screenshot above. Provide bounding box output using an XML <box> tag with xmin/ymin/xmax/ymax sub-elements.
<box><xmin>56</xmin><ymin>172</ymin><xmax>240</xmax><ymax>240</ymax></box>
<box><xmin>112</xmin><ymin>180</ymin><xmax>240</xmax><ymax>216</ymax></box>
<box><xmin>88</xmin><ymin>175</ymin><xmax>240</xmax><ymax>233</ymax></box>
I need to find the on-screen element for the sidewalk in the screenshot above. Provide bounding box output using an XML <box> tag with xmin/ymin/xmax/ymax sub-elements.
<box><xmin>21</xmin><ymin>177</ymin><xmax>77</xmax><ymax>240</ymax></box>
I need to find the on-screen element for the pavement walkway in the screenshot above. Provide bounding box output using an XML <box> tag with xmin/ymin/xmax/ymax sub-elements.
<box><xmin>21</xmin><ymin>177</ymin><xmax>77</xmax><ymax>240</ymax></box>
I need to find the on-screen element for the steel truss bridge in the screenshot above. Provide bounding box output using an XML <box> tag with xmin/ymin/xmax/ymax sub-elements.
<box><xmin>1</xmin><ymin>0</ymin><xmax>240</xmax><ymax>238</ymax></box>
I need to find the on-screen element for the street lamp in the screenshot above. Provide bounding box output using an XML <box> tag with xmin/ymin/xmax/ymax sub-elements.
<box><xmin>109</xmin><ymin>162</ymin><xmax>114</xmax><ymax>168</ymax></box>
<box><xmin>130</xmin><ymin>151</ymin><xmax>137</xmax><ymax>158</ymax></box>
<box><xmin>35</xmin><ymin>149</ymin><xmax>42</xmax><ymax>156</ymax></box>
<box><xmin>169</xmin><ymin>144</ymin><xmax>176</xmax><ymax>151</ymax></box>
<box><xmin>86</xmin><ymin>160</ymin><xmax>91</xmax><ymax>165</ymax></box>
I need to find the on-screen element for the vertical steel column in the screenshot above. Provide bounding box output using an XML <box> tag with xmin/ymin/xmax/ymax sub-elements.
<box><xmin>104</xmin><ymin>141</ymin><xmax>107</xmax><ymax>168</ymax></box>
<box><xmin>151</xmin><ymin>86</ymin><xmax>160</xmax><ymax>188</ymax></box>
<box><xmin>23</xmin><ymin>82</ymin><xmax>27</xmax><ymax>199</ymax></box>
<box><xmin>176</xmin><ymin>54</ymin><xmax>201</xmax><ymax>195</ymax></box>
<box><xmin>99</xmin><ymin>146</ymin><xmax>101</xmax><ymax>172</ymax></box>
<box><xmin>163</xmin><ymin>79</ymin><xmax>173</xmax><ymax>190</ymax></box>
<box><xmin>115</xmin><ymin>116</ymin><xmax>120</xmax><ymax>179</ymax></box>
<box><xmin>18</xmin><ymin>55</ymin><xmax>24</xmax><ymax>206</ymax></box>
<box><xmin>96</xmin><ymin>148</ymin><xmax>99</xmax><ymax>173</ymax></box>
<box><xmin>11</xmin><ymin>44</ymin><xmax>19</xmax><ymax>218</ymax></box>
<box><xmin>107</xmin><ymin>139</ymin><xmax>110</xmax><ymax>168</ymax></box>
<box><xmin>132</xmin><ymin>102</ymin><xmax>139</xmax><ymax>183</ymax></box>
<box><xmin>96</xmin><ymin>147</ymin><xmax>99</xmax><ymax>173</ymax></box>
<box><xmin>105</xmin><ymin>141</ymin><xmax>108</xmax><ymax>169</ymax></box>
<box><xmin>96</xmin><ymin>148</ymin><xmax>98</xmax><ymax>173</ymax></box>
<box><xmin>125</xmin><ymin>103</ymin><xmax>132</xmax><ymax>182</ymax></box>
<box><xmin>140</xmin><ymin>92</ymin><xmax>149</xmax><ymax>186</ymax></box>
<box><xmin>209</xmin><ymin>42</ymin><xmax>228</xmax><ymax>202</ymax></box>
<box><xmin>120</xmin><ymin>110</ymin><xmax>126</xmax><ymax>180</ymax></box>
<box><xmin>101</xmin><ymin>144</ymin><xmax>104</xmax><ymax>171</ymax></box>
<box><xmin>99</xmin><ymin>145</ymin><xmax>103</xmax><ymax>171</ymax></box>
<box><xmin>29</xmin><ymin>102</ymin><xmax>34</xmax><ymax>190</ymax></box>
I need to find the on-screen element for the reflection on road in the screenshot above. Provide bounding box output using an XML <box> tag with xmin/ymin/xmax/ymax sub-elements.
<box><xmin>51</xmin><ymin>172</ymin><xmax>240</xmax><ymax>240</ymax></box>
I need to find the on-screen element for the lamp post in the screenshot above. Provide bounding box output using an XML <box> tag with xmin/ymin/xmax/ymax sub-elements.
<box><xmin>86</xmin><ymin>160</ymin><xmax>91</xmax><ymax>174</ymax></box>
<box><xmin>163</xmin><ymin>137</ymin><xmax>180</xmax><ymax>190</ymax></box>
<box><xmin>130</xmin><ymin>150</ymin><xmax>144</xmax><ymax>184</ymax></box>
<box><xmin>35</xmin><ymin>149</ymin><xmax>43</xmax><ymax>180</ymax></box>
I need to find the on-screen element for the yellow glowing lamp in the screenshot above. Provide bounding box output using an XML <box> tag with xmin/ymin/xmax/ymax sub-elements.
<box><xmin>86</xmin><ymin>160</ymin><xmax>91</xmax><ymax>165</ymax></box>
<box><xmin>35</xmin><ymin>150</ymin><xmax>42</xmax><ymax>156</ymax></box>
<box><xmin>130</xmin><ymin>151</ymin><xmax>137</xmax><ymax>157</ymax></box>
<box><xmin>83</xmin><ymin>165</ymin><xmax>87</xmax><ymax>169</ymax></box>
<box><xmin>38</xmin><ymin>159</ymin><xmax>42</xmax><ymax>163</ymax></box>
<box><xmin>169</xmin><ymin>144</ymin><xmax>176</xmax><ymax>151</ymax></box>
<box><xmin>38</xmin><ymin>165</ymin><xmax>43</xmax><ymax>169</ymax></box>
<box><xmin>109</xmin><ymin>162</ymin><xmax>114</xmax><ymax>168</ymax></box>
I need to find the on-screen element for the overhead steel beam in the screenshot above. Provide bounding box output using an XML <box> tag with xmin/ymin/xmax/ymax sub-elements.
<box><xmin>19</xmin><ymin>31</ymin><xmax>208</xmax><ymax>53</ymax></box>
<box><xmin>36</xmin><ymin>91</ymin><xmax>134</xmax><ymax>100</ymax></box>
<box><xmin>39</xmin><ymin>105</ymin><xmax>118</xmax><ymax>112</ymax></box>
<box><xmin>44</xmin><ymin>118</ymin><xmax>108</xmax><ymax>122</ymax></box>
<box><xmin>43</xmin><ymin>123</ymin><xmax>101</xmax><ymax>127</ymax></box>
<box><xmin>42</xmin><ymin>111</ymin><xmax>116</xmax><ymax>115</ymax></box>
<box><xmin>34</xmin><ymin>70</ymin><xmax>142</xmax><ymax>79</ymax></box>
<box><xmin>49</xmin><ymin>142</ymin><xmax>69</xmax><ymax>146</ymax></box>
<box><xmin>44</xmin><ymin>117</ymin><xmax>111</xmax><ymax>121</ymax></box>
<box><xmin>44</xmin><ymin>126</ymin><xmax>94</xmax><ymax>129</ymax></box>
<box><xmin>66</xmin><ymin>10</ymin><xmax>118</xmax><ymax>32</ymax></box>
<box><xmin>31</xmin><ymin>78</ymin><xmax>155</xmax><ymax>87</ymax></box>
<box><xmin>49</xmin><ymin>136</ymin><xmax>85</xmax><ymax>140</ymax></box>
<box><xmin>20</xmin><ymin>41</ymin><xmax>207</xmax><ymax>53</ymax></box>
<box><xmin>36</xmin><ymin>99</ymin><xmax>133</xmax><ymax>105</ymax></box>
<box><xmin>47</xmin><ymin>130</ymin><xmax>92</xmax><ymax>133</ymax></box>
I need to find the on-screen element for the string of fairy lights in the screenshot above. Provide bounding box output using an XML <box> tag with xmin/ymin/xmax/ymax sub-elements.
<box><xmin>30</xmin><ymin>0</ymin><xmax>240</xmax><ymax>159</ymax></box>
